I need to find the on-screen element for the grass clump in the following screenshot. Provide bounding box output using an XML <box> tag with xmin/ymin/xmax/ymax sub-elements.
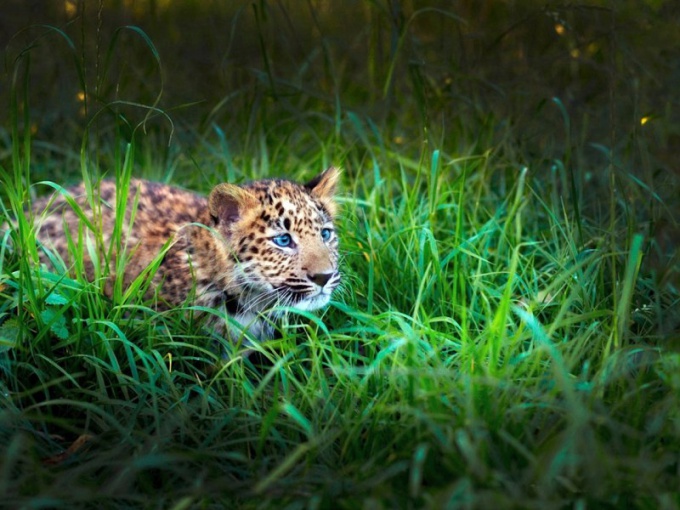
<box><xmin>1</xmin><ymin>2</ymin><xmax>680</xmax><ymax>508</ymax></box>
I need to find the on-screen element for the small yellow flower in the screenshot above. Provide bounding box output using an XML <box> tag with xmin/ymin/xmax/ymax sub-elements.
<box><xmin>63</xmin><ymin>0</ymin><xmax>77</xmax><ymax>16</ymax></box>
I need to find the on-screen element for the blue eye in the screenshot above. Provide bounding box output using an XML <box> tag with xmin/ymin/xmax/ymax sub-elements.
<box><xmin>272</xmin><ymin>233</ymin><xmax>293</xmax><ymax>247</ymax></box>
<box><xmin>321</xmin><ymin>228</ymin><xmax>332</xmax><ymax>242</ymax></box>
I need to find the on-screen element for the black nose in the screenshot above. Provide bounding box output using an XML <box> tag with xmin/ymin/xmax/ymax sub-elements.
<box><xmin>308</xmin><ymin>272</ymin><xmax>333</xmax><ymax>287</ymax></box>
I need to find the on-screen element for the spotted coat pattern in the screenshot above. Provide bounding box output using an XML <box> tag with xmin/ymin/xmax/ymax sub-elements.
<box><xmin>30</xmin><ymin>168</ymin><xmax>341</xmax><ymax>341</ymax></box>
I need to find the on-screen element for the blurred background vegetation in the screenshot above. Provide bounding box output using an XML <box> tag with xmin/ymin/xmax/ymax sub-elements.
<box><xmin>0</xmin><ymin>1</ymin><xmax>676</xmax><ymax>156</ymax></box>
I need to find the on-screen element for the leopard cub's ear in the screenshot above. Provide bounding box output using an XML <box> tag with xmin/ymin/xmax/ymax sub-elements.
<box><xmin>208</xmin><ymin>184</ymin><xmax>259</xmax><ymax>226</ymax></box>
<box><xmin>305</xmin><ymin>166</ymin><xmax>340</xmax><ymax>217</ymax></box>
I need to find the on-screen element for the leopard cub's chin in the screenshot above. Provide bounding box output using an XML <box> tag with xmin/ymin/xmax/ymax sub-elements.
<box><xmin>295</xmin><ymin>292</ymin><xmax>333</xmax><ymax>312</ymax></box>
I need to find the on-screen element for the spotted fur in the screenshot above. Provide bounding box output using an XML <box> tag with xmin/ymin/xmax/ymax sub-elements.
<box><xmin>30</xmin><ymin>167</ymin><xmax>341</xmax><ymax>341</ymax></box>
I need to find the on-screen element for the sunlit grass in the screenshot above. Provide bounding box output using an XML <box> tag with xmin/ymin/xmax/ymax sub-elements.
<box><xmin>1</xmin><ymin>2</ymin><xmax>679</xmax><ymax>508</ymax></box>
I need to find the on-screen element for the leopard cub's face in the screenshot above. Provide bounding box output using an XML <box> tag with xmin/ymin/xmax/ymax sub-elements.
<box><xmin>209</xmin><ymin>167</ymin><xmax>341</xmax><ymax>313</ymax></box>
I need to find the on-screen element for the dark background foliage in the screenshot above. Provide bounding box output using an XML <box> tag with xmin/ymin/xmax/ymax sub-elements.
<box><xmin>2</xmin><ymin>1</ymin><xmax>678</xmax><ymax>154</ymax></box>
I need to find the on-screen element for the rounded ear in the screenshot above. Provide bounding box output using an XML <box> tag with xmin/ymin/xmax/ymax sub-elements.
<box><xmin>305</xmin><ymin>166</ymin><xmax>340</xmax><ymax>199</ymax></box>
<box><xmin>208</xmin><ymin>184</ymin><xmax>259</xmax><ymax>225</ymax></box>
<box><xmin>305</xmin><ymin>166</ymin><xmax>340</xmax><ymax>216</ymax></box>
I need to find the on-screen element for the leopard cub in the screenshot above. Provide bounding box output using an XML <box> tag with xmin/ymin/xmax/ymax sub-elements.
<box><xmin>31</xmin><ymin>167</ymin><xmax>341</xmax><ymax>341</ymax></box>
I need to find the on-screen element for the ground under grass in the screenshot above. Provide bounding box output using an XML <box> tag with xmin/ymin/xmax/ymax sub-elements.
<box><xmin>1</xmin><ymin>2</ymin><xmax>679</xmax><ymax>508</ymax></box>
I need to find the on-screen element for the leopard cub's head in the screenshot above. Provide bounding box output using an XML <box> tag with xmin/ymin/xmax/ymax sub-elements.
<box><xmin>208</xmin><ymin>167</ymin><xmax>341</xmax><ymax>312</ymax></box>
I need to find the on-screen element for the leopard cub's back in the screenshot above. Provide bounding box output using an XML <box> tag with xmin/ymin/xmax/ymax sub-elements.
<box><xmin>32</xmin><ymin>179</ymin><xmax>211</xmax><ymax>297</ymax></box>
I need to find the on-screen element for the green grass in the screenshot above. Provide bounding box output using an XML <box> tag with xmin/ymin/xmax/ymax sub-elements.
<box><xmin>1</xmin><ymin>2</ymin><xmax>680</xmax><ymax>508</ymax></box>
